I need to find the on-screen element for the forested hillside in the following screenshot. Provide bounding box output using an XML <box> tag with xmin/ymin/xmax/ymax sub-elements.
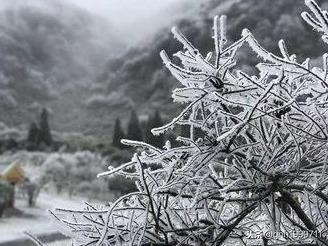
<box><xmin>0</xmin><ymin>0</ymin><xmax>327</xmax><ymax>138</ymax></box>
<box><xmin>90</xmin><ymin>0</ymin><xmax>327</xmax><ymax>136</ymax></box>
<box><xmin>0</xmin><ymin>0</ymin><xmax>121</xmax><ymax>134</ymax></box>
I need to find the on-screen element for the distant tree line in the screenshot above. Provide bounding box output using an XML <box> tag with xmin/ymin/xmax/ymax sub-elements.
<box><xmin>112</xmin><ymin>109</ymin><xmax>165</xmax><ymax>149</ymax></box>
<box><xmin>0</xmin><ymin>108</ymin><xmax>57</xmax><ymax>153</ymax></box>
<box><xmin>0</xmin><ymin>108</ymin><xmax>202</xmax><ymax>154</ymax></box>
<box><xmin>112</xmin><ymin>109</ymin><xmax>205</xmax><ymax>150</ymax></box>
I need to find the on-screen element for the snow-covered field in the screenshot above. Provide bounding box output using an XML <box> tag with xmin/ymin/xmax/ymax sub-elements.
<box><xmin>0</xmin><ymin>151</ymin><xmax>114</xmax><ymax>245</ymax></box>
<box><xmin>0</xmin><ymin>192</ymin><xmax>92</xmax><ymax>245</ymax></box>
<box><xmin>47</xmin><ymin>240</ymin><xmax>71</xmax><ymax>246</ymax></box>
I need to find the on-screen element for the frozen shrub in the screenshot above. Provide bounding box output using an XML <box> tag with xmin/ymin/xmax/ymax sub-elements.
<box><xmin>52</xmin><ymin>1</ymin><xmax>328</xmax><ymax>245</ymax></box>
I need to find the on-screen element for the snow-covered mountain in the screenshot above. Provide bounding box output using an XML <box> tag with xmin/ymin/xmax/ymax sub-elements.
<box><xmin>0</xmin><ymin>0</ymin><xmax>122</xmax><ymax>134</ymax></box>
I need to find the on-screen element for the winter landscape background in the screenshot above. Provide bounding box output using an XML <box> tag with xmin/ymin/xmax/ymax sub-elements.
<box><xmin>0</xmin><ymin>0</ymin><xmax>327</xmax><ymax>245</ymax></box>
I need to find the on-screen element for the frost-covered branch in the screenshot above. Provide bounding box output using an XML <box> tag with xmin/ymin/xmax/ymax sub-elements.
<box><xmin>302</xmin><ymin>0</ymin><xmax>328</xmax><ymax>43</ymax></box>
<box><xmin>52</xmin><ymin>1</ymin><xmax>328</xmax><ymax>245</ymax></box>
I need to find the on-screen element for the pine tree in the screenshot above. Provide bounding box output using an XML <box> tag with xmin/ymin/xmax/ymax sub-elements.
<box><xmin>27</xmin><ymin>122</ymin><xmax>39</xmax><ymax>144</ymax></box>
<box><xmin>38</xmin><ymin>108</ymin><xmax>52</xmax><ymax>146</ymax></box>
<box><xmin>112</xmin><ymin>118</ymin><xmax>125</xmax><ymax>148</ymax></box>
<box><xmin>126</xmin><ymin>109</ymin><xmax>143</xmax><ymax>141</ymax></box>
<box><xmin>145</xmin><ymin>110</ymin><xmax>165</xmax><ymax>148</ymax></box>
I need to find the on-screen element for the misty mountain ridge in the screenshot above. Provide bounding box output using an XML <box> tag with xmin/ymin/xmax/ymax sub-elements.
<box><xmin>89</xmin><ymin>0</ymin><xmax>328</xmax><ymax>138</ymax></box>
<box><xmin>1</xmin><ymin>0</ymin><xmax>328</xmax><ymax>141</ymax></box>
<box><xmin>0</xmin><ymin>0</ymin><xmax>123</xmax><ymax>136</ymax></box>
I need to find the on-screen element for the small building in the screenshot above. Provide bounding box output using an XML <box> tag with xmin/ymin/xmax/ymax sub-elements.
<box><xmin>0</xmin><ymin>161</ymin><xmax>25</xmax><ymax>208</ymax></box>
<box><xmin>0</xmin><ymin>161</ymin><xmax>25</xmax><ymax>184</ymax></box>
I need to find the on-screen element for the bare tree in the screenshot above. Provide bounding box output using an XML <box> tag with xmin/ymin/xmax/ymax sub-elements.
<box><xmin>51</xmin><ymin>1</ymin><xmax>328</xmax><ymax>245</ymax></box>
<box><xmin>20</xmin><ymin>177</ymin><xmax>44</xmax><ymax>207</ymax></box>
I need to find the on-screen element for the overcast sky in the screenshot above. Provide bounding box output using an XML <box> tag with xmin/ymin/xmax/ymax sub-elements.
<box><xmin>0</xmin><ymin>0</ymin><xmax>199</xmax><ymax>43</ymax></box>
<box><xmin>68</xmin><ymin>0</ymin><xmax>197</xmax><ymax>42</ymax></box>
<box><xmin>69</xmin><ymin>0</ymin><xmax>179</xmax><ymax>19</ymax></box>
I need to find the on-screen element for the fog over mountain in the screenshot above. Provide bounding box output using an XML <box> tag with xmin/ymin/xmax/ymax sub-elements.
<box><xmin>68</xmin><ymin>0</ymin><xmax>203</xmax><ymax>43</ymax></box>
<box><xmin>1</xmin><ymin>0</ymin><xmax>327</xmax><ymax>139</ymax></box>
<box><xmin>0</xmin><ymin>0</ymin><xmax>204</xmax><ymax>138</ymax></box>
<box><xmin>88</xmin><ymin>0</ymin><xmax>328</xmax><ymax>137</ymax></box>
<box><xmin>0</xmin><ymin>0</ymin><xmax>123</xmax><ymax>134</ymax></box>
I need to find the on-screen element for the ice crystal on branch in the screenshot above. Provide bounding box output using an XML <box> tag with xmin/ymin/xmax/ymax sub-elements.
<box><xmin>52</xmin><ymin>1</ymin><xmax>328</xmax><ymax>245</ymax></box>
<box><xmin>302</xmin><ymin>0</ymin><xmax>328</xmax><ymax>43</ymax></box>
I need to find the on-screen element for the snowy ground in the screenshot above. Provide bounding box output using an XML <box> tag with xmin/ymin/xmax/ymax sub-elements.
<box><xmin>0</xmin><ymin>192</ymin><xmax>97</xmax><ymax>245</ymax></box>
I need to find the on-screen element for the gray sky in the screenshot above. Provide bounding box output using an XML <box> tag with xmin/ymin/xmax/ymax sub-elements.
<box><xmin>68</xmin><ymin>0</ymin><xmax>196</xmax><ymax>42</ymax></box>
<box><xmin>0</xmin><ymin>0</ymin><xmax>199</xmax><ymax>43</ymax></box>
<box><xmin>69</xmin><ymin>0</ymin><xmax>179</xmax><ymax>19</ymax></box>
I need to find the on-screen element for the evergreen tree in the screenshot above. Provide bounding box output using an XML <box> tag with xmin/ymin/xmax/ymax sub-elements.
<box><xmin>27</xmin><ymin>122</ymin><xmax>39</xmax><ymax>144</ymax></box>
<box><xmin>112</xmin><ymin>118</ymin><xmax>125</xmax><ymax>148</ymax></box>
<box><xmin>126</xmin><ymin>109</ymin><xmax>143</xmax><ymax>141</ymax></box>
<box><xmin>145</xmin><ymin>110</ymin><xmax>165</xmax><ymax>148</ymax></box>
<box><xmin>38</xmin><ymin>108</ymin><xmax>52</xmax><ymax>146</ymax></box>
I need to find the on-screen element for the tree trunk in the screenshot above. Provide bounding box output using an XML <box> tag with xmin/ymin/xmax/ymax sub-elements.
<box><xmin>7</xmin><ymin>184</ymin><xmax>15</xmax><ymax>208</ymax></box>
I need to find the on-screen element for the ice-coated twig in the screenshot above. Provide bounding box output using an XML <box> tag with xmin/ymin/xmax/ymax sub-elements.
<box><xmin>51</xmin><ymin>1</ymin><xmax>328</xmax><ymax>245</ymax></box>
<box><xmin>302</xmin><ymin>0</ymin><xmax>328</xmax><ymax>43</ymax></box>
<box><xmin>25</xmin><ymin>232</ymin><xmax>44</xmax><ymax>246</ymax></box>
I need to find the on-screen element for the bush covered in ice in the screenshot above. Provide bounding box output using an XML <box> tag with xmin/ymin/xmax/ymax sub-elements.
<box><xmin>52</xmin><ymin>1</ymin><xmax>328</xmax><ymax>245</ymax></box>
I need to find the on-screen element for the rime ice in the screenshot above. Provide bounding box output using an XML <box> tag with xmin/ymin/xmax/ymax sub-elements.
<box><xmin>52</xmin><ymin>1</ymin><xmax>328</xmax><ymax>245</ymax></box>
